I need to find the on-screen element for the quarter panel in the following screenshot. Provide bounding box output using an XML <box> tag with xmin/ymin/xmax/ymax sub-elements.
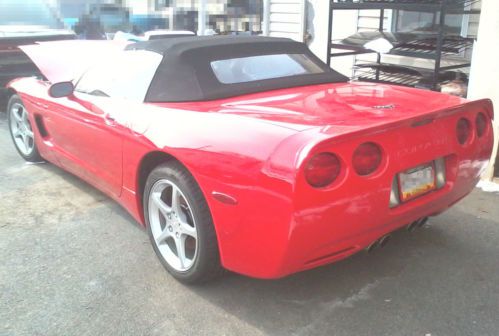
<box><xmin>118</xmin><ymin>103</ymin><xmax>300</xmax><ymax>274</ymax></box>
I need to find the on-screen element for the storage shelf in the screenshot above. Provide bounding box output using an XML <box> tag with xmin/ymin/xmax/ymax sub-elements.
<box><xmin>327</xmin><ymin>0</ymin><xmax>479</xmax><ymax>93</ymax></box>
<box><xmin>392</xmin><ymin>36</ymin><xmax>474</xmax><ymax>55</ymax></box>
<box><xmin>353</xmin><ymin>62</ymin><xmax>470</xmax><ymax>88</ymax></box>
<box><xmin>330</xmin><ymin>36</ymin><xmax>473</xmax><ymax>60</ymax></box>
<box><xmin>354</xmin><ymin>73</ymin><xmax>421</xmax><ymax>88</ymax></box>
<box><xmin>331</xmin><ymin>1</ymin><xmax>481</xmax><ymax>14</ymax></box>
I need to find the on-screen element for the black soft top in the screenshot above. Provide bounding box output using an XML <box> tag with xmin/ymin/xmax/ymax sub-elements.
<box><xmin>126</xmin><ymin>35</ymin><xmax>348</xmax><ymax>102</ymax></box>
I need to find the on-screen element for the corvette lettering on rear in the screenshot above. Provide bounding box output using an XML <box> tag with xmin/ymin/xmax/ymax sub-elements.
<box><xmin>396</xmin><ymin>137</ymin><xmax>450</xmax><ymax>158</ymax></box>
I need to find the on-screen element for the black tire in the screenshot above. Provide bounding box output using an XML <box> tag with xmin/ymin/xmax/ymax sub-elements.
<box><xmin>7</xmin><ymin>94</ymin><xmax>43</xmax><ymax>162</ymax></box>
<box><xmin>143</xmin><ymin>161</ymin><xmax>224</xmax><ymax>284</ymax></box>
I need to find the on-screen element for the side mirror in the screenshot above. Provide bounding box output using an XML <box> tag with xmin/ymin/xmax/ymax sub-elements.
<box><xmin>49</xmin><ymin>81</ymin><xmax>74</xmax><ymax>98</ymax></box>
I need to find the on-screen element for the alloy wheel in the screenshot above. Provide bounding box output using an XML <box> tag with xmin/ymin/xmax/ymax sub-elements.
<box><xmin>9</xmin><ymin>103</ymin><xmax>35</xmax><ymax>156</ymax></box>
<box><xmin>148</xmin><ymin>179</ymin><xmax>198</xmax><ymax>272</ymax></box>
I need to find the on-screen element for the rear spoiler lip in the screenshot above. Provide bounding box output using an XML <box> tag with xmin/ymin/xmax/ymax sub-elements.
<box><xmin>307</xmin><ymin>98</ymin><xmax>493</xmax><ymax>146</ymax></box>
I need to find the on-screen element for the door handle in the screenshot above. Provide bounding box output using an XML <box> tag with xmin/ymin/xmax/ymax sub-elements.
<box><xmin>35</xmin><ymin>102</ymin><xmax>49</xmax><ymax>109</ymax></box>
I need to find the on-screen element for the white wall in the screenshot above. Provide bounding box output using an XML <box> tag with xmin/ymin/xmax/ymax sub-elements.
<box><xmin>306</xmin><ymin>0</ymin><xmax>358</xmax><ymax>77</ymax></box>
<box><xmin>468</xmin><ymin>0</ymin><xmax>499</xmax><ymax>180</ymax></box>
<box><xmin>124</xmin><ymin>0</ymin><xmax>153</xmax><ymax>15</ymax></box>
<box><xmin>306</xmin><ymin>0</ymin><xmax>329</xmax><ymax>62</ymax></box>
<box><xmin>264</xmin><ymin>0</ymin><xmax>306</xmax><ymax>42</ymax></box>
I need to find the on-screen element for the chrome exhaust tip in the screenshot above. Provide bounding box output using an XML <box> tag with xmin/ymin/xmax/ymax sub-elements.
<box><xmin>366</xmin><ymin>234</ymin><xmax>391</xmax><ymax>253</ymax></box>
<box><xmin>407</xmin><ymin>217</ymin><xmax>429</xmax><ymax>231</ymax></box>
<box><xmin>366</xmin><ymin>240</ymin><xmax>379</xmax><ymax>253</ymax></box>
<box><xmin>407</xmin><ymin>220</ymin><xmax>419</xmax><ymax>232</ymax></box>
<box><xmin>416</xmin><ymin>217</ymin><xmax>429</xmax><ymax>228</ymax></box>
<box><xmin>378</xmin><ymin>235</ymin><xmax>391</xmax><ymax>248</ymax></box>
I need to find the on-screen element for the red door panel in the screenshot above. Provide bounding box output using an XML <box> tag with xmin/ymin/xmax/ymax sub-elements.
<box><xmin>40</xmin><ymin>93</ymin><xmax>123</xmax><ymax>197</ymax></box>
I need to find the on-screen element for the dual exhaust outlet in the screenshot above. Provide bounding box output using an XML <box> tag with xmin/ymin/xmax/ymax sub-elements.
<box><xmin>406</xmin><ymin>217</ymin><xmax>429</xmax><ymax>232</ymax></box>
<box><xmin>366</xmin><ymin>234</ymin><xmax>391</xmax><ymax>253</ymax></box>
<box><xmin>366</xmin><ymin>217</ymin><xmax>429</xmax><ymax>253</ymax></box>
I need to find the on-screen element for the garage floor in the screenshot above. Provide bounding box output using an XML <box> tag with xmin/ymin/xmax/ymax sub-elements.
<box><xmin>1</xmin><ymin>111</ymin><xmax>498</xmax><ymax>336</ymax></box>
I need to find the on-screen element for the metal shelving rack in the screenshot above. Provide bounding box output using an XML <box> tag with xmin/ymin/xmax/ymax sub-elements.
<box><xmin>326</xmin><ymin>0</ymin><xmax>480</xmax><ymax>91</ymax></box>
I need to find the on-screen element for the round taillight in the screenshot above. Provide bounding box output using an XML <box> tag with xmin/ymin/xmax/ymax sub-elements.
<box><xmin>305</xmin><ymin>153</ymin><xmax>341</xmax><ymax>188</ymax></box>
<box><xmin>456</xmin><ymin>118</ymin><xmax>471</xmax><ymax>145</ymax></box>
<box><xmin>352</xmin><ymin>142</ymin><xmax>382</xmax><ymax>176</ymax></box>
<box><xmin>476</xmin><ymin>113</ymin><xmax>488</xmax><ymax>138</ymax></box>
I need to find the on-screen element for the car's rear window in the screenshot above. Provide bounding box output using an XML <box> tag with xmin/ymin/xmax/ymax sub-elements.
<box><xmin>210</xmin><ymin>53</ymin><xmax>324</xmax><ymax>84</ymax></box>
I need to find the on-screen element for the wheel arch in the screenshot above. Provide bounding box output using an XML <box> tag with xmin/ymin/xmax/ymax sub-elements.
<box><xmin>135</xmin><ymin>150</ymin><xmax>225</xmax><ymax>266</ymax></box>
<box><xmin>137</xmin><ymin>151</ymin><xmax>177</xmax><ymax>222</ymax></box>
<box><xmin>2</xmin><ymin>88</ymin><xmax>17</xmax><ymax>112</ymax></box>
<box><xmin>136</xmin><ymin>150</ymin><xmax>213</xmax><ymax>228</ymax></box>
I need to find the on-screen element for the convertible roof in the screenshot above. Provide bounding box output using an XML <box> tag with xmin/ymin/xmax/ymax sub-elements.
<box><xmin>126</xmin><ymin>36</ymin><xmax>348</xmax><ymax>102</ymax></box>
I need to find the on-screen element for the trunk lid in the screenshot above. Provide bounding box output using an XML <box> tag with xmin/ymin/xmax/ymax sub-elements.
<box><xmin>207</xmin><ymin>81</ymin><xmax>468</xmax><ymax>131</ymax></box>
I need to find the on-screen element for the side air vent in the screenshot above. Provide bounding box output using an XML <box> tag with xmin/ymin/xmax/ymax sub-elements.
<box><xmin>34</xmin><ymin>114</ymin><xmax>49</xmax><ymax>138</ymax></box>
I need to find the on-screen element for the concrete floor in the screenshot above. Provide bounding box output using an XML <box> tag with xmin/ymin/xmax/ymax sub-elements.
<box><xmin>1</xmin><ymin>110</ymin><xmax>498</xmax><ymax>336</ymax></box>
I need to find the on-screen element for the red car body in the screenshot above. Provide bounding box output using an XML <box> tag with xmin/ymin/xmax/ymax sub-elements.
<box><xmin>6</xmin><ymin>40</ymin><xmax>494</xmax><ymax>279</ymax></box>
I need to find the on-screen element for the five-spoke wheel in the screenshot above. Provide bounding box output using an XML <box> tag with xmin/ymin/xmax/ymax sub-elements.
<box><xmin>7</xmin><ymin>95</ymin><xmax>42</xmax><ymax>162</ymax></box>
<box><xmin>149</xmin><ymin>179</ymin><xmax>198</xmax><ymax>272</ymax></box>
<box><xmin>144</xmin><ymin>162</ymin><xmax>223</xmax><ymax>284</ymax></box>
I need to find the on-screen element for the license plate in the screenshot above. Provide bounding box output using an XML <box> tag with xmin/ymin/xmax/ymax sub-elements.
<box><xmin>398</xmin><ymin>164</ymin><xmax>436</xmax><ymax>202</ymax></box>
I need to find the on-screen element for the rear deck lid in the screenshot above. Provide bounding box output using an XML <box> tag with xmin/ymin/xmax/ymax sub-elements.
<box><xmin>171</xmin><ymin>81</ymin><xmax>469</xmax><ymax>132</ymax></box>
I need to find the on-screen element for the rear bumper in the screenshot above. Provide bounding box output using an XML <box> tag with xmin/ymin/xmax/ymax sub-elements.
<box><xmin>281</xmin><ymin>174</ymin><xmax>479</xmax><ymax>277</ymax></box>
<box><xmin>230</xmin><ymin>159</ymin><xmax>487</xmax><ymax>280</ymax></box>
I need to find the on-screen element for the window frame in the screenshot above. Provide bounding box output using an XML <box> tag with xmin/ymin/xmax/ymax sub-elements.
<box><xmin>209</xmin><ymin>53</ymin><xmax>325</xmax><ymax>85</ymax></box>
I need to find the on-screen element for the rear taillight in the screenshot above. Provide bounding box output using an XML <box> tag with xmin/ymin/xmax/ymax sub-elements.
<box><xmin>476</xmin><ymin>113</ymin><xmax>488</xmax><ymax>138</ymax></box>
<box><xmin>352</xmin><ymin>142</ymin><xmax>383</xmax><ymax>176</ymax></box>
<box><xmin>456</xmin><ymin>118</ymin><xmax>471</xmax><ymax>145</ymax></box>
<box><xmin>305</xmin><ymin>153</ymin><xmax>341</xmax><ymax>188</ymax></box>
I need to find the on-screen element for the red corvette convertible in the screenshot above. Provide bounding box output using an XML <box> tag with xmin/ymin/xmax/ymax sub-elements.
<box><xmin>5</xmin><ymin>36</ymin><xmax>494</xmax><ymax>283</ymax></box>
